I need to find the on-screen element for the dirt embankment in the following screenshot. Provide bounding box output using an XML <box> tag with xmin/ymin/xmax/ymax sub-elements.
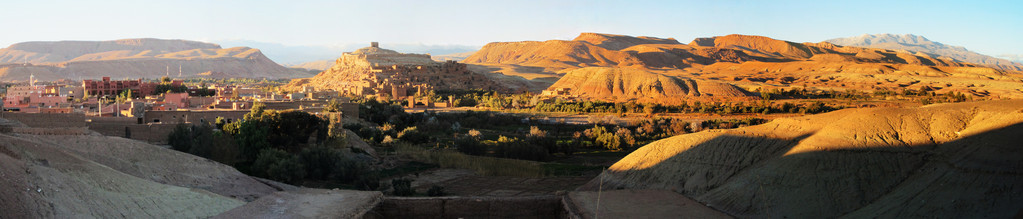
<box><xmin>581</xmin><ymin>100</ymin><xmax>1023</xmax><ymax>218</ymax></box>
<box><xmin>0</xmin><ymin>133</ymin><xmax>250</xmax><ymax>218</ymax></box>
<box><xmin>0</xmin><ymin>118</ymin><xmax>387</xmax><ymax>218</ymax></box>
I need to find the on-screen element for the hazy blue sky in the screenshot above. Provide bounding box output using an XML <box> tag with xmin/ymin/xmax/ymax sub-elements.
<box><xmin>3</xmin><ymin>0</ymin><xmax>1021</xmax><ymax>57</ymax></box>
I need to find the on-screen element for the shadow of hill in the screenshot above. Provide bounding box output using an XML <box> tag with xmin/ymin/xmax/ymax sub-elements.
<box><xmin>580</xmin><ymin>121</ymin><xmax>1023</xmax><ymax>218</ymax></box>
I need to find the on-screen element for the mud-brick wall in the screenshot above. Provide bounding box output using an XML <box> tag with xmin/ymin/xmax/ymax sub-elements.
<box><xmin>10</xmin><ymin>127</ymin><xmax>89</xmax><ymax>135</ymax></box>
<box><xmin>0</xmin><ymin>112</ymin><xmax>86</xmax><ymax>128</ymax></box>
<box><xmin>88</xmin><ymin>119</ymin><xmax>178</xmax><ymax>144</ymax></box>
<box><xmin>364</xmin><ymin>195</ymin><xmax>566</xmax><ymax>219</ymax></box>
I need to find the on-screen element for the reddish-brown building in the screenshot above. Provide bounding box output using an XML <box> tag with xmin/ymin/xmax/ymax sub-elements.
<box><xmin>82</xmin><ymin>77</ymin><xmax>166</xmax><ymax>97</ymax></box>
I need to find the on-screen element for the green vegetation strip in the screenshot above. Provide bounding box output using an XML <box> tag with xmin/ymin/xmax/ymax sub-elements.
<box><xmin>396</xmin><ymin>144</ymin><xmax>545</xmax><ymax>177</ymax></box>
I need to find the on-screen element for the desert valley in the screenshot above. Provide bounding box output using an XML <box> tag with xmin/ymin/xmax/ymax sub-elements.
<box><xmin>2</xmin><ymin>1</ymin><xmax>1022</xmax><ymax>218</ymax></box>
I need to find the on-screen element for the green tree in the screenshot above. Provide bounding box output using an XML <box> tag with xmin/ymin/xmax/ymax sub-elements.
<box><xmin>214</xmin><ymin>117</ymin><xmax>227</xmax><ymax>130</ymax></box>
<box><xmin>324</xmin><ymin>98</ymin><xmax>344</xmax><ymax>113</ymax></box>
<box><xmin>168</xmin><ymin>124</ymin><xmax>192</xmax><ymax>152</ymax></box>
<box><xmin>298</xmin><ymin>146</ymin><xmax>343</xmax><ymax>180</ymax></box>
<box><xmin>252</xmin><ymin>148</ymin><xmax>306</xmax><ymax>184</ymax></box>
<box><xmin>643</xmin><ymin>103</ymin><xmax>657</xmax><ymax>115</ymax></box>
<box><xmin>233</xmin><ymin>120</ymin><xmax>272</xmax><ymax>166</ymax></box>
<box><xmin>188</xmin><ymin>124</ymin><xmax>215</xmax><ymax>158</ymax></box>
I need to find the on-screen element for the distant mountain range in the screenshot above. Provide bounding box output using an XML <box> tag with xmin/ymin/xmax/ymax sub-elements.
<box><xmin>0</xmin><ymin>38</ymin><xmax>314</xmax><ymax>82</ymax></box>
<box><xmin>215</xmin><ymin>40</ymin><xmax>480</xmax><ymax>65</ymax></box>
<box><xmin>463</xmin><ymin>32</ymin><xmax>1023</xmax><ymax>101</ymax></box>
<box><xmin>997</xmin><ymin>54</ymin><xmax>1023</xmax><ymax>63</ymax></box>
<box><xmin>826</xmin><ymin>33</ymin><xmax>1021</xmax><ymax>70</ymax></box>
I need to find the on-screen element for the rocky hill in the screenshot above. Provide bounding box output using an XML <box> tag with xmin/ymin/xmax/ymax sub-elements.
<box><xmin>572</xmin><ymin>32</ymin><xmax>680</xmax><ymax>50</ymax></box>
<box><xmin>580</xmin><ymin>100</ymin><xmax>1023</xmax><ymax>218</ymax></box>
<box><xmin>463</xmin><ymin>39</ymin><xmax>643</xmax><ymax>70</ymax></box>
<box><xmin>286</xmin><ymin>43</ymin><xmax>518</xmax><ymax>95</ymax></box>
<box><xmin>545</xmin><ymin>67</ymin><xmax>751</xmax><ymax>103</ymax></box>
<box><xmin>0</xmin><ymin>38</ymin><xmax>313</xmax><ymax>82</ymax></box>
<box><xmin>827</xmin><ymin>33</ymin><xmax>1023</xmax><ymax>71</ymax></box>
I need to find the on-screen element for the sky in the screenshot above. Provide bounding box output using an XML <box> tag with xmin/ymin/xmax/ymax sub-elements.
<box><xmin>3</xmin><ymin>0</ymin><xmax>1022</xmax><ymax>60</ymax></box>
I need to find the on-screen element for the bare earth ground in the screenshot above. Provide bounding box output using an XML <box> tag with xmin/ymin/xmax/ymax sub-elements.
<box><xmin>213</xmin><ymin>188</ymin><xmax>382</xmax><ymax>218</ymax></box>
<box><xmin>565</xmin><ymin>190</ymin><xmax>731</xmax><ymax>219</ymax></box>
<box><xmin>398</xmin><ymin>168</ymin><xmax>595</xmax><ymax>197</ymax></box>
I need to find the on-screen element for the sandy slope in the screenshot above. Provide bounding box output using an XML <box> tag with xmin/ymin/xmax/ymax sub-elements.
<box><xmin>0</xmin><ymin>117</ymin><xmax>285</xmax><ymax>217</ymax></box>
<box><xmin>580</xmin><ymin>100</ymin><xmax>1023</xmax><ymax>218</ymax></box>
<box><xmin>0</xmin><ymin>117</ymin><xmax>390</xmax><ymax>218</ymax></box>
<box><xmin>0</xmin><ymin>133</ymin><xmax>248</xmax><ymax>218</ymax></box>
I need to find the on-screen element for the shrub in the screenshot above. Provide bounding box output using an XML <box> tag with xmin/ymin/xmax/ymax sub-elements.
<box><xmin>526</xmin><ymin>126</ymin><xmax>557</xmax><ymax>154</ymax></box>
<box><xmin>397</xmin><ymin>126</ymin><xmax>429</xmax><ymax>144</ymax></box>
<box><xmin>354</xmin><ymin>173</ymin><xmax>380</xmax><ymax>191</ymax></box>
<box><xmin>395</xmin><ymin>143</ymin><xmax>544</xmax><ymax>177</ymax></box>
<box><xmin>391</xmin><ymin>178</ymin><xmax>414</xmax><ymax>196</ymax></box>
<box><xmin>494</xmin><ymin>136</ymin><xmax>550</xmax><ymax>161</ymax></box>
<box><xmin>455</xmin><ymin>136</ymin><xmax>487</xmax><ymax>156</ymax></box>
<box><xmin>334</xmin><ymin>157</ymin><xmax>369</xmax><ymax>183</ymax></box>
<box><xmin>595</xmin><ymin>132</ymin><xmax>622</xmax><ymax>151</ymax></box>
<box><xmin>467</xmin><ymin>129</ymin><xmax>482</xmax><ymax>138</ymax></box>
<box><xmin>427</xmin><ymin>185</ymin><xmax>447</xmax><ymax>197</ymax></box>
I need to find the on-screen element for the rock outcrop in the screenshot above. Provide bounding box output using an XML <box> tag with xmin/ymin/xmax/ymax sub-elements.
<box><xmin>0</xmin><ymin>38</ymin><xmax>312</xmax><ymax>81</ymax></box>
<box><xmin>580</xmin><ymin>100</ymin><xmax>1023</xmax><ymax>218</ymax></box>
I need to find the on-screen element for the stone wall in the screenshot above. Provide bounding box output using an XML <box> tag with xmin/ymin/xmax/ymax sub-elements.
<box><xmin>364</xmin><ymin>195</ymin><xmax>566</xmax><ymax>219</ymax></box>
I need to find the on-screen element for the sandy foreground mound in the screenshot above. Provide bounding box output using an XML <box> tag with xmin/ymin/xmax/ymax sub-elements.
<box><xmin>214</xmin><ymin>188</ymin><xmax>381</xmax><ymax>218</ymax></box>
<box><xmin>0</xmin><ymin>121</ymin><xmax>382</xmax><ymax>218</ymax></box>
<box><xmin>580</xmin><ymin>100</ymin><xmax>1023</xmax><ymax>218</ymax></box>
<box><xmin>0</xmin><ymin>133</ymin><xmax>251</xmax><ymax>217</ymax></box>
